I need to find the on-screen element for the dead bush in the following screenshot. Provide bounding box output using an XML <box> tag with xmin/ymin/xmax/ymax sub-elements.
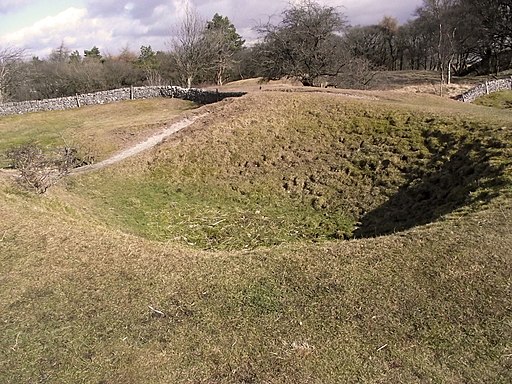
<box><xmin>5</xmin><ymin>143</ymin><xmax>90</xmax><ymax>193</ymax></box>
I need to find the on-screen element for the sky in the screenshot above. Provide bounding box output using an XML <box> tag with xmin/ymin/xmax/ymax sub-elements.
<box><xmin>0</xmin><ymin>0</ymin><xmax>423</xmax><ymax>58</ymax></box>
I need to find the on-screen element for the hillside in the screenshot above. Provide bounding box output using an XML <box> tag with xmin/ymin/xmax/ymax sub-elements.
<box><xmin>1</xmin><ymin>89</ymin><xmax>511</xmax><ymax>383</ymax></box>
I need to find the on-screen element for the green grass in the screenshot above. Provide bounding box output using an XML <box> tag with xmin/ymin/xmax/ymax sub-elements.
<box><xmin>1</xmin><ymin>91</ymin><xmax>511</xmax><ymax>383</ymax></box>
<box><xmin>0</xmin><ymin>98</ymin><xmax>198</xmax><ymax>167</ymax></box>
<box><xmin>1</xmin><ymin>191</ymin><xmax>510</xmax><ymax>383</ymax></box>
<box><xmin>64</xmin><ymin>93</ymin><xmax>511</xmax><ymax>249</ymax></box>
<box><xmin>71</xmin><ymin>175</ymin><xmax>354</xmax><ymax>250</ymax></box>
<box><xmin>474</xmin><ymin>90</ymin><xmax>512</xmax><ymax>109</ymax></box>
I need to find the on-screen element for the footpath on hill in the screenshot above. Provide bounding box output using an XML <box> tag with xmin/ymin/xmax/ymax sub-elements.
<box><xmin>71</xmin><ymin>113</ymin><xmax>207</xmax><ymax>174</ymax></box>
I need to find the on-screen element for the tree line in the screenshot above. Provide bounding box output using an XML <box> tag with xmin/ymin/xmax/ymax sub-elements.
<box><xmin>345</xmin><ymin>0</ymin><xmax>512</xmax><ymax>83</ymax></box>
<box><xmin>0</xmin><ymin>0</ymin><xmax>510</xmax><ymax>103</ymax></box>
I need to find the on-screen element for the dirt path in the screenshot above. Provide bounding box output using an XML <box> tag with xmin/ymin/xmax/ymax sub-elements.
<box><xmin>72</xmin><ymin>113</ymin><xmax>206</xmax><ymax>174</ymax></box>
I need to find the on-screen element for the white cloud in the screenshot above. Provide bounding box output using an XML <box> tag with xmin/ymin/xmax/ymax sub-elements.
<box><xmin>124</xmin><ymin>2</ymin><xmax>134</xmax><ymax>12</ymax></box>
<box><xmin>0</xmin><ymin>8</ymin><xmax>87</xmax><ymax>48</ymax></box>
<box><xmin>0</xmin><ymin>0</ymin><xmax>423</xmax><ymax>58</ymax></box>
<box><xmin>341</xmin><ymin>0</ymin><xmax>421</xmax><ymax>25</ymax></box>
<box><xmin>0</xmin><ymin>5</ymin><xmax>173</xmax><ymax>57</ymax></box>
<box><xmin>172</xmin><ymin>0</ymin><xmax>190</xmax><ymax>20</ymax></box>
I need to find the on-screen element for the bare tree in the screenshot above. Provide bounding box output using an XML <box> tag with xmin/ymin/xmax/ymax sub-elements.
<box><xmin>343</xmin><ymin>25</ymin><xmax>388</xmax><ymax>69</ymax></box>
<box><xmin>138</xmin><ymin>45</ymin><xmax>164</xmax><ymax>86</ymax></box>
<box><xmin>48</xmin><ymin>42</ymin><xmax>70</xmax><ymax>63</ymax></box>
<box><xmin>169</xmin><ymin>6</ymin><xmax>212</xmax><ymax>88</ymax></box>
<box><xmin>6</xmin><ymin>143</ymin><xmax>87</xmax><ymax>193</ymax></box>
<box><xmin>0</xmin><ymin>47</ymin><xmax>25</xmax><ymax>103</ymax></box>
<box><xmin>460</xmin><ymin>0</ymin><xmax>512</xmax><ymax>74</ymax></box>
<box><xmin>255</xmin><ymin>0</ymin><xmax>348</xmax><ymax>86</ymax></box>
<box><xmin>379</xmin><ymin>17</ymin><xmax>400</xmax><ymax>70</ymax></box>
<box><xmin>337</xmin><ymin>56</ymin><xmax>378</xmax><ymax>89</ymax></box>
<box><xmin>415</xmin><ymin>0</ymin><xmax>459</xmax><ymax>91</ymax></box>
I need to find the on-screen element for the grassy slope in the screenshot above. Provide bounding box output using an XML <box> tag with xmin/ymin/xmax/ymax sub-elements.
<box><xmin>0</xmin><ymin>98</ymin><xmax>197</xmax><ymax>167</ymax></box>
<box><xmin>64</xmin><ymin>92</ymin><xmax>511</xmax><ymax>248</ymax></box>
<box><xmin>1</xmin><ymin>91</ymin><xmax>511</xmax><ymax>383</ymax></box>
<box><xmin>474</xmin><ymin>90</ymin><xmax>512</xmax><ymax>110</ymax></box>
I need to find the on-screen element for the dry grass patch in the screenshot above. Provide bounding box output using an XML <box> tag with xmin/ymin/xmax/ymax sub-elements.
<box><xmin>0</xmin><ymin>98</ymin><xmax>198</xmax><ymax>167</ymax></box>
<box><xmin>474</xmin><ymin>90</ymin><xmax>512</xmax><ymax>110</ymax></box>
<box><xmin>0</xmin><ymin>179</ymin><xmax>511</xmax><ymax>382</ymax></box>
<box><xmin>0</xmin><ymin>91</ymin><xmax>511</xmax><ymax>383</ymax></box>
<box><xmin>64</xmin><ymin>92</ymin><xmax>512</xmax><ymax>249</ymax></box>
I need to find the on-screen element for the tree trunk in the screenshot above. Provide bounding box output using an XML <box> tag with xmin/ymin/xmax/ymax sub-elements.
<box><xmin>301</xmin><ymin>78</ymin><xmax>314</xmax><ymax>87</ymax></box>
<box><xmin>447</xmin><ymin>57</ymin><xmax>452</xmax><ymax>85</ymax></box>
<box><xmin>216</xmin><ymin>65</ymin><xmax>224</xmax><ymax>86</ymax></box>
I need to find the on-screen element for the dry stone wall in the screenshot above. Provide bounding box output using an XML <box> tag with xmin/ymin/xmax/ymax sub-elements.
<box><xmin>0</xmin><ymin>86</ymin><xmax>245</xmax><ymax>116</ymax></box>
<box><xmin>456</xmin><ymin>78</ymin><xmax>512</xmax><ymax>102</ymax></box>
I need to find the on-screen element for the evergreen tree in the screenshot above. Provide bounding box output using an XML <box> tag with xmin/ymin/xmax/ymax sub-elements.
<box><xmin>205</xmin><ymin>13</ymin><xmax>245</xmax><ymax>85</ymax></box>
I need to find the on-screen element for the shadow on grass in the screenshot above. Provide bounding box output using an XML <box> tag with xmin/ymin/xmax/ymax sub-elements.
<box><xmin>354</xmin><ymin>130</ymin><xmax>507</xmax><ymax>238</ymax></box>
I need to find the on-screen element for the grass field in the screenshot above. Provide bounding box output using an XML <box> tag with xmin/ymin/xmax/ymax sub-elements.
<box><xmin>0</xmin><ymin>87</ymin><xmax>511</xmax><ymax>383</ymax></box>
<box><xmin>0</xmin><ymin>98</ymin><xmax>197</xmax><ymax>167</ymax></box>
<box><xmin>474</xmin><ymin>90</ymin><xmax>512</xmax><ymax>110</ymax></box>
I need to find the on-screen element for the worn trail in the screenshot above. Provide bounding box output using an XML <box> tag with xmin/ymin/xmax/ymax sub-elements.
<box><xmin>72</xmin><ymin>113</ymin><xmax>206</xmax><ymax>174</ymax></box>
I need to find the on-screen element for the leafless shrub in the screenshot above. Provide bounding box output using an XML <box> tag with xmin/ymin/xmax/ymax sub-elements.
<box><xmin>5</xmin><ymin>143</ymin><xmax>89</xmax><ymax>193</ymax></box>
<box><xmin>336</xmin><ymin>57</ymin><xmax>379</xmax><ymax>89</ymax></box>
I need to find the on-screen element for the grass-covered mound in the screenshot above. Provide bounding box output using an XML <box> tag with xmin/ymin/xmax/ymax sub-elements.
<box><xmin>474</xmin><ymin>90</ymin><xmax>512</xmax><ymax>109</ymax></box>
<box><xmin>67</xmin><ymin>92</ymin><xmax>511</xmax><ymax>250</ymax></box>
<box><xmin>1</xmin><ymin>170</ymin><xmax>511</xmax><ymax>383</ymax></box>
<box><xmin>1</xmin><ymin>91</ymin><xmax>511</xmax><ymax>383</ymax></box>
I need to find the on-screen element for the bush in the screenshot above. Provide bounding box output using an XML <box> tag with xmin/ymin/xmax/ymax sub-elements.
<box><xmin>5</xmin><ymin>143</ymin><xmax>88</xmax><ymax>193</ymax></box>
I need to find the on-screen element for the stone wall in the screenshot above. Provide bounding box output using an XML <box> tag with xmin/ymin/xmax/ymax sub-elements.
<box><xmin>0</xmin><ymin>86</ymin><xmax>246</xmax><ymax>116</ymax></box>
<box><xmin>456</xmin><ymin>78</ymin><xmax>512</xmax><ymax>102</ymax></box>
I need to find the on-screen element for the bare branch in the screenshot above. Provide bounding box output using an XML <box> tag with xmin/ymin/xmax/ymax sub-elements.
<box><xmin>168</xmin><ymin>5</ymin><xmax>212</xmax><ymax>88</ymax></box>
<box><xmin>255</xmin><ymin>0</ymin><xmax>348</xmax><ymax>86</ymax></box>
<box><xmin>0</xmin><ymin>46</ymin><xmax>26</xmax><ymax>103</ymax></box>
